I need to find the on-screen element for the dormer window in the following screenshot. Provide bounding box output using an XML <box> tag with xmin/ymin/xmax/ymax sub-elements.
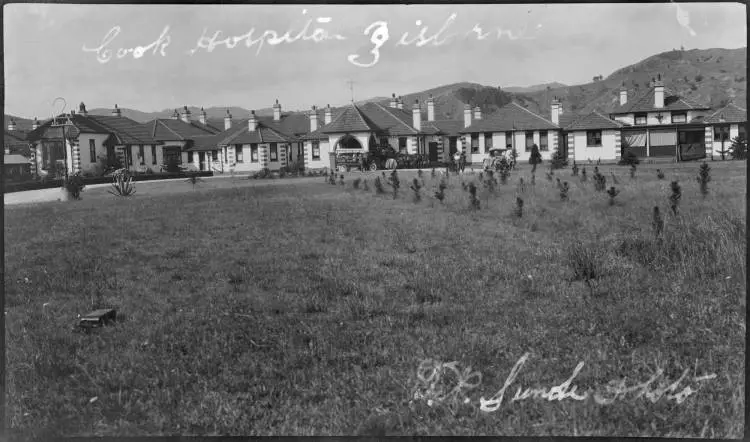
<box><xmin>634</xmin><ymin>113</ymin><xmax>647</xmax><ymax>125</ymax></box>
<box><xmin>671</xmin><ymin>113</ymin><xmax>687</xmax><ymax>123</ymax></box>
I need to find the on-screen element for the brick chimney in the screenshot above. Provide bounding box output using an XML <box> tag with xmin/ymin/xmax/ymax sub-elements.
<box><xmin>397</xmin><ymin>96</ymin><xmax>404</xmax><ymax>110</ymax></box>
<box><xmin>426</xmin><ymin>95</ymin><xmax>435</xmax><ymax>121</ymax></box>
<box><xmin>199</xmin><ymin>107</ymin><xmax>207</xmax><ymax>125</ymax></box>
<box><xmin>654</xmin><ymin>73</ymin><xmax>665</xmax><ymax>109</ymax></box>
<box><xmin>248</xmin><ymin>110</ymin><xmax>258</xmax><ymax>131</ymax></box>
<box><xmin>412</xmin><ymin>100</ymin><xmax>422</xmax><ymax>132</ymax></box>
<box><xmin>7</xmin><ymin>119</ymin><xmax>16</xmax><ymax>131</ymax></box>
<box><xmin>390</xmin><ymin>93</ymin><xmax>398</xmax><ymax>108</ymax></box>
<box><xmin>324</xmin><ymin>104</ymin><xmax>332</xmax><ymax>125</ymax></box>
<box><xmin>224</xmin><ymin>109</ymin><xmax>232</xmax><ymax>130</ymax></box>
<box><xmin>111</xmin><ymin>104</ymin><xmax>121</xmax><ymax>117</ymax></box>
<box><xmin>473</xmin><ymin>106</ymin><xmax>482</xmax><ymax>120</ymax></box>
<box><xmin>463</xmin><ymin>104</ymin><xmax>472</xmax><ymax>128</ymax></box>
<box><xmin>619</xmin><ymin>82</ymin><xmax>628</xmax><ymax>106</ymax></box>
<box><xmin>171</xmin><ymin>109</ymin><xmax>180</xmax><ymax>120</ymax></box>
<box><xmin>79</xmin><ymin>102</ymin><xmax>88</xmax><ymax>116</ymax></box>
<box><xmin>31</xmin><ymin>117</ymin><xmax>39</xmax><ymax>130</ymax></box>
<box><xmin>180</xmin><ymin>106</ymin><xmax>191</xmax><ymax>123</ymax></box>
<box><xmin>310</xmin><ymin>105</ymin><xmax>318</xmax><ymax>132</ymax></box>
<box><xmin>551</xmin><ymin>97</ymin><xmax>561</xmax><ymax>125</ymax></box>
<box><xmin>273</xmin><ymin>99</ymin><xmax>281</xmax><ymax>121</ymax></box>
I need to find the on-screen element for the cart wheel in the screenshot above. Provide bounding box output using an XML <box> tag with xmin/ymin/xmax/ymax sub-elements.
<box><xmin>370</xmin><ymin>163</ymin><xmax>378</xmax><ymax>171</ymax></box>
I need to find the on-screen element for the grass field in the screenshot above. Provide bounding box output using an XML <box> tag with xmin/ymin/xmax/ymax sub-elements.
<box><xmin>4</xmin><ymin>161</ymin><xmax>746</xmax><ymax>438</ymax></box>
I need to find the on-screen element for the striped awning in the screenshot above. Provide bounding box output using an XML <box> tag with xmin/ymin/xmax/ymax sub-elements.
<box><xmin>622</xmin><ymin>131</ymin><xmax>647</xmax><ymax>147</ymax></box>
<box><xmin>649</xmin><ymin>130</ymin><xmax>677</xmax><ymax>146</ymax></box>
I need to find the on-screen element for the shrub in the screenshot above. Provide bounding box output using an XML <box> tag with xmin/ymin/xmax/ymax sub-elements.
<box><xmin>410</xmin><ymin>178</ymin><xmax>422</xmax><ymax>203</ymax></box>
<box><xmin>730</xmin><ymin>134</ymin><xmax>747</xmax><ymax>160</ymax></box>
<box><xmin>652</xmin><ymin>206</ymin><xmax>664</xmax><ymax>238</ymax></box>
<box><xmin>514</xmin><ymin>197</ymin><xmax>524</xmax><ymax>218</ymax></box>
<box><xmin>697</xmin><ymin>162</ymin><xmax>711</xmax><ymax>198</ymax></box>
<box><xmin>551</xmin><ymin>146</ymin><xmax>568</xmax><ymax>169</ymax></box>
<box><xmin>567</xmin><ymin>241</ymin><xmax>604</xmax><ymax>297</ymax></box>
<box><xmin>328</xmin><ymin>172</ymin><xmax>336</xmax><ymax>185</ymax></box>
<box><xmin>593</xmin><ymin>167</ymin><xmax>607</xmax><ymax>192</ymax></box>
<box><xmin>468</xmin><ymin>183</ymin><xmax>480</xmax><ymax>210</ymax></box>
<box><xmin>434</xmin><ymin>178</ymin><xmax>447</xmax><ymax>203</ymax></box>
<box><xmin>483</xmin><ymin>170</ymin><xmax>496</xmax><ymax>194</ymax></box>
<box><xmin>559</xmin><ymin>181</ymin><xmax>570</xmax><ymax>201</ymax></box>
<box><xmin>630</xmin><ymin>164</ymin><xmax>637</xmax><ymax>179</ymax></box>
<box><xmin>363</xmin><ymin>179</ymin><xmax>370</xmax><ymax>192</ymax></box>
<box><xmin>185</xmin><ymin>172</ymin><xmax>203</xmax><ymax>190</ymax></box>
<box><xmin>388</xmin><ymin>170</ymin><xmax>400</xmax><ymax>199</ymax></box>
<box><xmin>580</xmin><ymin>167</ymin><xmax>587</xmax><ymax>182</ymax></box>
<box><xmin>338</xmin><ymin>174</ymin><xmax>345</xmax><ymax>186</ymax></box>
<box><xmin>606</xmin><ymin>186</ymin><xmax>620</xmax><ymax>206</ymax></box>
<box><xmin>656</xmin><ymin>169</ymin><xmax>665</xmax><ymax>180</ymax></box>
<box><xmin>108</xmin><ymin>173</ymin><xmax>136</xmax><ymax>197</ymax></box>
<box><xmin>669</xmin><ymin>181</ymin><xmax>682</xmax><ymax>215</ymax></box>
<box><xmin>571</xmin><ymin>161</ymin><xmax>579</xmax><ymax>176</ymax></box>
<box><xmin>618</xmin><ymin>149</ymin><xmax>640</xmax><ymax>166</ymax></box>
<box><xmin>695</xmin><ymin>74</ymin><xmax>704</xmax><ymax>82</ymax></box>
<box><xmin>64</xmin><ymin>173</ymin><xmax>86</xmax><ymax>200</ymax></box>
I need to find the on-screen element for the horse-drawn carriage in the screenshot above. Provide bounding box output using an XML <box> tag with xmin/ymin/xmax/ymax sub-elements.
<box><xmin>483</xmin><ymin>148</ymin><xmax>515</xmax><ymax>172</ymax></box>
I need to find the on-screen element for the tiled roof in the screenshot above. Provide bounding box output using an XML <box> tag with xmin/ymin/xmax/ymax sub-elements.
<box><xmin>429</xmin><ymin>120</ymin><xmax>465</xmax><ymax>136</ymax></box>
<box><xmin>4</xmin><ymin>130</ymin><xmax>31</xmax><ymax>156</ymax></box>
<box><xmin>360</xmin><ymin>102</ymin><xmax>419</xmax><ymax>136</ymax></box>
<box><xmin>461</xmin><ymin>102</ymin><xmax>560</xmax><ymax>133</ymax></box>
<box><xmin>565</xmin><ymin>111</ymin><xmax>625</xmax><ymax>131</ymax></box>
<box><xmin>146</xmin><ymin>119</ymin><xmax>220</xmax><ymax>142</ymax></box>
<box><xmin>195</xmin><ymin>121</ymin><xmax>296</xmax><ymax>150</ymax></box>
<box><xmin>26</xmin><ymin>114</ymin><xmax>156</xmax><ymax>145</ymax></box>
<box><xmin>703</xmin><ymin>103</ymin><xmax>747</xmax><ymax>124</ymax></box>
<box><xmin>321</xmin><ymin>104</ymin><xmax>380</xmax><ymax>134</ymax></box>
<box><xmin>612</xmin><ymin>87</ymin><xmax>711</xmax><ymax>114</ymax></box>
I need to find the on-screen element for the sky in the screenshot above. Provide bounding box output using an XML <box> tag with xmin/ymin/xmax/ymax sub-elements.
<box><xmin>4</xmin><ymin>3</ymin><xmax>747</xmax><ymax>119</ymax></box>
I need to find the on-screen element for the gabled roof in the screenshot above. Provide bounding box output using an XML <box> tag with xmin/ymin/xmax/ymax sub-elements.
<box><xmin>360</xmin><ymin>102</ymin><xmax>419</xmax><ymax>136</ymax></box>
<box><xmin>612</xmin><ymin>87</ymin><xmax>711</xmax><ymax>114</ymax></box>
<box><xmin>26</xmin><ymin>114</ymin><xmax>157</xmax><ymax>145</ymax></box>
<box><xmin>85</xmin><ymin>114</ymin><xmax>159</xmax><ymax>144</ymax></box>
<box><xmin>145</xmin><ymin>118</ymin><xmax>220</xmax><ymax>142</ymax></box>
<box><xmin>426</xmin><ymin>120</ymin><xmax>464</xmax><ymax>136</ymax></box>
<box><xmin>321</xmin><ymin>104</ymin><xmax>380</xmax><ymax>134</ymax></box>
<box><xmin>193</xmin><ymin>120</ymin><xmax>297</xmax><ymax>151</ymax></box>
<box><xmin>703</xmin><ymin>103</ymin><xmax>747</xmax><ymax>124</ymax></box>
<box><xmin>4</xmin><ymin>129</ymin><xmax>31</xmax><ymax>156</ymax></box>
<box><xmin>461</xmin><ymin>102</ymin><xmax>560</xmax><ymax>133</ymax></box>
<box><xmin>565</xmin><ymin>111</ymin><xmax>625</xmax><ymax>131</ymax></box>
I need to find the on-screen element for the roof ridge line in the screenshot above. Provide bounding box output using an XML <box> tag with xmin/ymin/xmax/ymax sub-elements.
<box><xmin>159</xmin><ymin>120</ymin><xmax>185</xmax><ymax>140</ymax></box>
<box><xmin>373</xmin><ymin>102</ymin><xmax>419</xmax><ymax>134</ymax></box>
<box><xmin>511</xmin><ymin>102</ymin><xmax>559</xmax><ymax>127</ymax></box>
<box><xmin>350</xmin><ymin>104</ymin><xmax>376</xmax><ymax>131</ymax></box>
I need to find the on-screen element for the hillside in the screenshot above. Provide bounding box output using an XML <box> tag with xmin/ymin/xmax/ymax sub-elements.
<box><xmin>4</xmin><ymin>115</ymin><xmax>35</xmax><ymax>131</ymax></box>
<box><xmin>504</xmin><ymin>82</ymin><xmax>569</xmax><ymax>94</ymax></box>
<box><xmin>86</xmin><ymin>106</ymin><xmax>273</xmax><ymax>123</ymax></box>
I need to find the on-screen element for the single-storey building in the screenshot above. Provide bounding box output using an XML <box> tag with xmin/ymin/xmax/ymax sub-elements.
<box><xmin>144</xmin><ymin>106</ymin><xmax>222</xmax><ymax>172</ymax></box>
<box><xmin>701</xmin><ymin>103</ymin><xmax>747</xmax><ymax>159</ymax></box>
<box><xmin>564</xmin><ymin>111</ymin><xmax>625</xmax><ymax>163</ymax></box>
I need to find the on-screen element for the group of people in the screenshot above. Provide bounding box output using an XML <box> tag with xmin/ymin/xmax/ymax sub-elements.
<box><xmin>452</xmin><ymin>151</ymin><xmax>467</xmax><ymax>173</ymax></box>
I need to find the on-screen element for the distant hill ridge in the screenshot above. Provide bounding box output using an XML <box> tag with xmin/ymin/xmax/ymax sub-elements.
<box><xmin>6</xmin><ymin>47</ymin><xmax>745</xmax><ymax>128</ymax></box>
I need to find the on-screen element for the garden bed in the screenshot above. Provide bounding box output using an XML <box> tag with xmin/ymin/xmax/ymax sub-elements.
<box><xmin>3</xmin><ymin>171</ymin><xmax>214</xmax><ymax>194</ymax></box>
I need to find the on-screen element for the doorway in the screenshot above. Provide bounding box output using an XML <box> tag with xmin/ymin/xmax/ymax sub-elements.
<box><xmin>198</xmin><ymin>152</ymin><xmax>206</xmax><ymax>171</ymax></box>
<box><xmin>428</xmin><ymin>142</ymin><xmax>439</xmax><ymax>163</ymax></box>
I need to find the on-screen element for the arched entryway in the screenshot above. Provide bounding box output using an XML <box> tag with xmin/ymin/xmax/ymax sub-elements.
<box><xmin>335</xmin><ymin>134</ymin><xmax>363</xmax><ymax>151</ymax></box>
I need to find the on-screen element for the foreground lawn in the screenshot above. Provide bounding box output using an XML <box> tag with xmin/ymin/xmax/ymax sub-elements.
<box><xmin>4</xmin><ymin>161</ymin><xmax>746</xmax><ymax>438</ymax></box>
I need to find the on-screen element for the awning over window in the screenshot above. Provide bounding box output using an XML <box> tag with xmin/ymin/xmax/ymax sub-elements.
<box><xmin>649</xmin><ymin>130</ymin><xmax>677</xmax><ymax>146</ymax></box>
<box><xmin>622</xmin><ymin>131</ymin><xmax>646</xmax><ymax>147</ymax></box>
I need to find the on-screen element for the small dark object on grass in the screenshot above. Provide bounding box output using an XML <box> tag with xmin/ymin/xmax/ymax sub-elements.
<box><xmin>580</xmin><ymin>167</ymin><xmax>587</xmax><ymax>182</ymax></box>
<box><xmin>78</xmin><ymin>308</ymin><xmax>117</xmax><ymax>331</ymax></box>
<box><xmin>656</xmin><ymin>169</ymin><xmax>665</xmax><ymax>180</ymax></box>
<box><xmin>556</xmin><ymin>177</ymin><xmax>563</xmax><ymax>190</ymax></box>
<box><xmin>363</xmin><ymin>179</ymin><xmax>370</xmax><ymax>192</ymax></box>
<box><xmin>610</xmin><ymin>170</ymin><xmax>620</xmax><ymax>185</ymax></box>
<box><xmin>572</xmin><ymin>162</ymin><xmax>579</xmax><ymax>176</ymax></box>
<box><xmin>652</xmin><ymin>206</ymin><xmax>664</xmax><ymax>238</ymax></box>
<box><xmin>431</xmin><ymin>168</ymin><xmax>436</xmax><ymax>179</ymax></box>
<box><xmin>328</xmin><ymin>172</ymin><xmax>337</xmax><ymax>185</ymax></box>
<box><xmin>514</xmin><ymin>197</ymin><xmax>524</xmax><ymax>218</ymax></box>
<box><xmin>606</xmin><ymin>186</ymin><xmax>620</xmax><ymax>205</ymax></box>
<box><xmin>545</xmin><ymin>170</ymin><xmax>553</xmax><ymax>181</ymax></box>
<box><xmin>517</xmin><ymin>177</ymin><xmax>526</xmax><ymax>194</ymax></box>
<box><xmin>374</xmin><ymin>176</ymin><xmax>385</xmax><ymax>194</ymax></box>
<box><xmin>560</xmin><ymin>182</ymin><xmax>570</xmax><ymax>201</ymax></box>
<box><xmin>353</xmin><ymin>178</ymin><xmax>361</xmax><ymax>189</ymax></box>
<box><xmin>669</xmin><ymin>181</ymin><xmax>682</xmax><ymax>215</ymax></box>
<box><xmin>65</xmin><ymin>173</ymin><xmax>86</xmax><ymax>200</ymax></box>
<box><xmin>109</xmin><ymin>173</ymin><xmax>136</xmax><ymax>197</ymax></box>
<box><xmin>434</xmin><ymin>178</ymin><xmax>447</xmax><ymax>203</ymax></box>
<box><xmin>388</xmin><ymin>170</ymin><xmax>400</xmax><ymax>199</ymax></box>
<box><xmin>339</xmin><ymin>174</ymin><xmax>345</xmax><ymax>186</ymax></box>
<box><xmin>418</xmin><ymin>169</ymin><xmax>424</xmax><ymax>180</ymax></box>
<box><xmin>410</xmin><ymin>178</ymin><xmax>422</xmax><ymax>203</ymax></box>
<box><xmin>468</xmin><ymin>183</ymin><xmax>480</xmax><ymax>210</ymax></box>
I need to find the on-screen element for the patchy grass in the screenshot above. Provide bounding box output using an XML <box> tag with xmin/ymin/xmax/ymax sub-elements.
<box><xmin>4</xmin><ymin>161</ymin><xmax>746</xmax><ymax>438</ymax></box>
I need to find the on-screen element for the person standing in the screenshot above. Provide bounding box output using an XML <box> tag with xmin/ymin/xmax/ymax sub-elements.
<box><xmin>459</xmin><ymin>151</ymin><xmax>466</xmax><ymax>173</ymax></box>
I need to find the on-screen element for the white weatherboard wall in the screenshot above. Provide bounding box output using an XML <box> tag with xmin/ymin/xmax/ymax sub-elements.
<box><xmin>512</xmin><ymin>130</ymin><xmax>557</xmax><ymax>163</ymax></box>
<box><xmin>571</xmin><ymin>130</ymin><xmax>619</xmax><ymax>162</ymax></box>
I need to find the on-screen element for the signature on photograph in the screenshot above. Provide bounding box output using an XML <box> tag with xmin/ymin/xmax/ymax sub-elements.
<box><xmin>412</xmin><ymin>353</ymin><xmax>718</xmax><ymax>412</ymax></box>
<box><xmin>81</xmin><ymin>10</ymin><xmax>540</xmax><ymax>68</ymax></box>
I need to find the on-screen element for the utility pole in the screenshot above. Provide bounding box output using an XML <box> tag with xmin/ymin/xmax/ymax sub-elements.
<box><xmin>347</xmin><ymin>80</ymin><xmax>355</xmax><ymax>103</ymax></box>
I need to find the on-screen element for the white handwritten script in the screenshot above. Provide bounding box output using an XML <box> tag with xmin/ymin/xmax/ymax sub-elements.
<box><xmin>82</xmin><ymin>11</ymin><xmax>539</xmax><ymax>68</ymax></box>
<box><xmin>412</xmin><ymin>353</ymin><xmax>718</xmax><ymax>413</ymax></box>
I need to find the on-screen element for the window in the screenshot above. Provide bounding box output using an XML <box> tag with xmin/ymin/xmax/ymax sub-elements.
<box><xmin>398</xmin><ymin>137</ymin><xmax>407</xmax><ymax>154</ymax></box>
<box><xmin>127</xmin><ymin>145</ymin><xmax>133</xmax><ymax>166</ymax></box>
<box><xmin>484</xmin><ymin>133</ymin><xmax>493</xmax><ymax>151</ymax></box>
<box><xmin>539</xmin><ymin>131</ymin><xmax>548</xmax><ymax>151</ymax></box>
<box><xmin>251</xmin><ymin>145</ymin><xmax>258</xmax><ymax>162</ymax></box>
<box><xmin>187</xmin><ymin>152</ymin><xmax>194</xmax><ymax>163</ymax></box>
<box><xmin>312</xmin><ymin>140</ymin><xmax>320</xmax><ymax>160</ymax></box>
<box><xmin>379</xmin><ymin>137</ymin><xmax>388</xmax><ymax>147</ymax></box>
<box><xmin>471</xmin><ymin>134</ymin><xmax>479</xmax><ymax>154</ymax></box>
<box><xmin>634</xmin><ymin>113</ymin><xmax>647</xmax><ymax>125</ymax></box>
<box><xmin>586</xmin><ymin>130</ymin><xmax>602</xmax><ymax>147</ymax></box>
<box><xmin>138</xmin><ymin>145</ymin><xmax>145</xmax><ymax>165</ymax></box>
<box><xmin>671</xmin><ymin>113</ymin><xmax>687</xmax><ymax>123</ymax></box>
<box><xmin>739</xmin><ymin>124</ymin><xmax>746</xmax><ymax>140</ymax></box>
<box><xmin>525</xmin><ymin>132</ymin><xmax>534</xmax><ymax>152</ymax></box>
<box><xmin>89</xmin><ymin>139</ymin><xmax>96</xmax><ymax>163</ymax></box>
<box><xmin>212</xmin><ymin>150</ymin><xmax>218</xmax><ymax>161</ymax></box>
<box><xmin>236</xmin><ymin>145</ymin><xmax>244</xmax><ymax>163</ymax></box>
<box><xmin>223</xmin><ymin>148</ymin><xmax>228</xmax><ymax>163</ymax></box>
<box><xmin>151</xmin><ymin>145</ymin><xmax>157</xmax><ymax>165</ymax></box>
<box><xmin>714</xmin><ymin>125</ymin><xmax>731</xmax><ymax>142</ymax></box>
<box><xmin>270</xmin><ymin>143</ymin><xmax>278</xmax><ymax>161</ymax></box>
